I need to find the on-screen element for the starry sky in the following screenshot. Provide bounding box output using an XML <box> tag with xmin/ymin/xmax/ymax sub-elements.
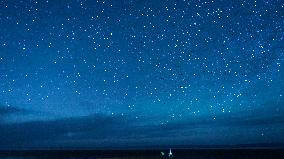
<box><xmin>0</xmin><ymin>0</ymin><xmax>284</xmax><ymax>149</ymax></box>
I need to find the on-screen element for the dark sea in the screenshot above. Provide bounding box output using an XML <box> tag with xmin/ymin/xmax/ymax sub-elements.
<box><xmin>0</xmin><ymin>149</ymin><xmax>284</xmax><ymax>159</ymax></box>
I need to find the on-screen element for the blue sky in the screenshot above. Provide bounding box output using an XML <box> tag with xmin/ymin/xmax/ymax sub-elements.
<box><xmin>0</xmin><ymin>0</ymin><xmax>284</xmax><ymax>149</ymax></box>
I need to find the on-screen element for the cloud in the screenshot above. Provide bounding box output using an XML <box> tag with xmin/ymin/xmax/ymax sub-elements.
<box><xmin>0</xmin><ymin>105</ymin><xmax>26</xmax><ymax>116</ymax></box>
<box><xmin>0</xmin><ymin>105</ymin><xmax>29</xmax><ymax>123</ymax></box>
<box><xmin>0</xmin><ymin>100</ymin><xmax>284</xmax><ymax>149</ymax></box>
<box><xmin>0</xmin><ymin>113</ymin><xmax>126</xmax><ymax>149</ymax></box>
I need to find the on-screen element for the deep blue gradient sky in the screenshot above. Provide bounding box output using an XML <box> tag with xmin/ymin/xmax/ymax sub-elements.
<box><xmin>0</xmin><ymin>0</ymin><xmax>284</xmax><ymax>149</ymax></box>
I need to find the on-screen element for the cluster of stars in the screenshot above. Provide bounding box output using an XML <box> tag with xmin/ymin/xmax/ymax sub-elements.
<box><xmin>0</xmin><ymin>0</ymin><xmax>283</xmax><ymax>144</ymax></box>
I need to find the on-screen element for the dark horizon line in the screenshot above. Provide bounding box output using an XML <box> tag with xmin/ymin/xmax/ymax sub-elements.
<box><xmin>1</xmin><ymin>143</ymin><xmax>284</xmax><ymax>151</ymax></box>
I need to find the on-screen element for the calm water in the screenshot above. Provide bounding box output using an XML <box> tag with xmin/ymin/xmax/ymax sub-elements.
<box><xmin>0</xmin><ymin>149</ymin><xmax>284</xmax><ymax>159</ymax></box>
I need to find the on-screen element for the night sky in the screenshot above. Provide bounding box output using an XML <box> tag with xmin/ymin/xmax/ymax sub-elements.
<box><xmin>0</xmin><ymin>0</ymin><xmax>284</xmax><ymax>149</ymax></box>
